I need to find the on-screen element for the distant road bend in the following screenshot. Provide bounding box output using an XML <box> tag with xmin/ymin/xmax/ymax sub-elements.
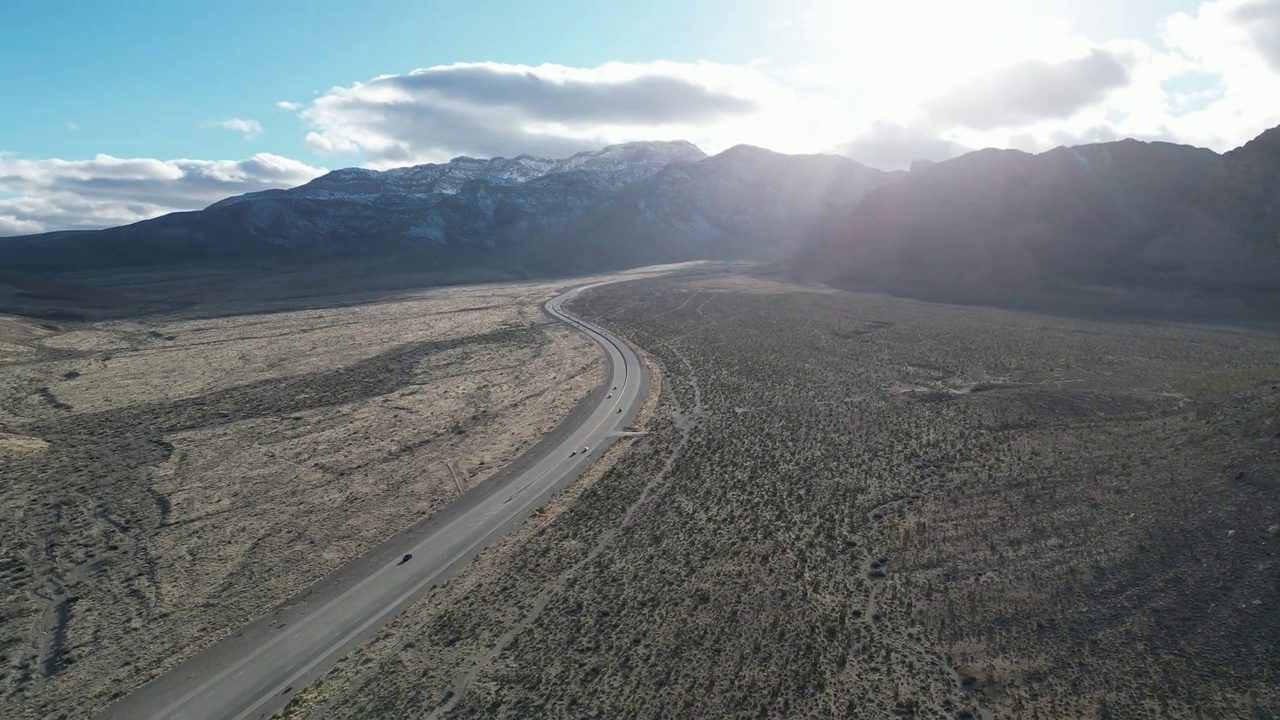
<box><xmin>101</xmin><ymin>279</ymin><xmax>649</xmax><ymax>720</ymax></box>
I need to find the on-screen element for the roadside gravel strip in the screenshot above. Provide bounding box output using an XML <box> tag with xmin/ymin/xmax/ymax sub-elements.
<box><xmin>98</xmin><ymin>279</ymin><xmax>652</xmax><ymax>720</ymax></box>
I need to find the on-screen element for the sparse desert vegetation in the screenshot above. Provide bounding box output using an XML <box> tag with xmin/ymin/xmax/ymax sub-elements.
<box><xmin>4</xmin><ymin>268</ymin><xmax>1278</xmax><ymax>719</ymax></box>
<box><xmin>285</xmin><ymin>273</ymin><xmax>1279</xmax><ymax>719</ymax></box>
<box><xmin>0</xmin><ymin>279</ymin><xmax>601</xmax><ymax>717</ymax></box>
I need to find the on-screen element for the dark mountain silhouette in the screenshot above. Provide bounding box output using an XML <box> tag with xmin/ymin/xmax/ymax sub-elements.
<box><xmin>792</xmin><ymin>125</ymin><xmax>1280</xmax><ymax>318</ymax></box>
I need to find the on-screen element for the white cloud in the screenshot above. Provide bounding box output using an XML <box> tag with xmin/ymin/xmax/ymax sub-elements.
<box><xmin>0</xmin><ymin>213</ymin><xmax>45</xmax><ymax>236</ymax></box>
<box><xmin>923</xmin><ymin>49</ymin><xmax>1134</xmax><ymax>131</ymax></box>
<box><xmin>67</xmin><ymin>122</ymin><xmax>78</xmax><ymax>132</ymax></box>
<box><xmin>0</xmin><ymin>153</ymin><xmax>324</xmax><ymax>235</ymax></box>
<box><xmin>284</xmin><ymin>61</ymin><xmax>796</xmax><ymax>168</ymax></box>
<box><xmin>210</xmin><ymin>117</ymin><xmax>264</xmax><ymax>139</ymax></box>
<box><xmin>1157</xmin><ymin>0</ymin><xmax>1280</xmax><ymax>148</ymax></box>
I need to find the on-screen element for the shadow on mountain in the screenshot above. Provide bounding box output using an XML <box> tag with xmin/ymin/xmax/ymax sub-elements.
<box><xmin>790</xmin><ymin>125</ymin><xmax>1280</xmax><ymax>323</ymax></box>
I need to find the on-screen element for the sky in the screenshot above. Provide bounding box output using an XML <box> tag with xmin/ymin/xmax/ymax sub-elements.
<box><xmin>2</xmin><ymin>0</ymin><xmax>1279</xmax><ymax>235</ymax></box>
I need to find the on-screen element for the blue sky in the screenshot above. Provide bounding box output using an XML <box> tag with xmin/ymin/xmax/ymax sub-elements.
<box><xmin>2</xmin><ymin>0</ymin><xmax>1278</xmax><ymax>234</ymax></box>
<box><xmin>3</xmin><ymin>0</ymin><xmax>780</xmax><ymax>166</ymax></box>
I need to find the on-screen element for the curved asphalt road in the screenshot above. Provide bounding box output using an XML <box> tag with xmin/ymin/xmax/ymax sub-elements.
<box><xmin>100</xmin><ymin>279</ymin><xmax>647</xmax><ymax>720</ymax></box>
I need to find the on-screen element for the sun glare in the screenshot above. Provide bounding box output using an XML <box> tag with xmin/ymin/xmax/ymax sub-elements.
<box><xmin>803</xmin><ymin>0</ymin><xmax>1080</xmax><ymax>114</ymax></box>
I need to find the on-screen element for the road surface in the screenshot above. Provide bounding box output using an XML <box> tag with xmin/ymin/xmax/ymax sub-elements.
<box><xmin>100</xmin><ymin>279</ymin><xmax>648</xmax><ymax>720</ymax></box>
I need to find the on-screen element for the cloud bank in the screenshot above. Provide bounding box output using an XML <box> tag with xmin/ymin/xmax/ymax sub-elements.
<box><xmin>0</xmin><ymin>153</ymin><xmax>324</xmax><ymax>234</ymax></box>
<box><xmin>1231</xmin><ymin>0</ymin><xmax>1280</xmax><ymax>72</ymax></box>
<box><xmin>924</xmin><ymin>50</ymin><xmax>1134</xmax><ymax>131</ymax></box>
<box><xmin>287</xmin><ymin>61</ymin><xmax>769</xmax><ymax>167</ymax></box>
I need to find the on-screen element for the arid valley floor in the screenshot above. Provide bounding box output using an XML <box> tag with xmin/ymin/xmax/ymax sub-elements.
<box><xmin>1</xmin><ymin>275</ymin><xmax>601</xmax><ymax>717</ymax></box>
<box><xmin>3</xmin><ymin>270</ymin><xmax>1279</xmax><ymax>719</ymax></box>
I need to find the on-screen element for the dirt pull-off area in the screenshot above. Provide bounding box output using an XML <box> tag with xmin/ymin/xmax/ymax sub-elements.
<box><xmin>0</xmin><ymin>279</ymin><xmax>600</xmax><ymax>717</ymax></box>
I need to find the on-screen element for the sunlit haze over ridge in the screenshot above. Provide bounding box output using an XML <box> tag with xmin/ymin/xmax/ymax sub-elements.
<box><xmin>2</xmin><ymin>0</ymin><xmax>1278</xmax><ymax>234</ymax></box>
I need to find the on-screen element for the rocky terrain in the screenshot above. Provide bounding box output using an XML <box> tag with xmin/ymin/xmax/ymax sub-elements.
<box><xmin>793</xmin><ymin>125</ymin><xmax>1280</xmax><ymax>319</ymax></box>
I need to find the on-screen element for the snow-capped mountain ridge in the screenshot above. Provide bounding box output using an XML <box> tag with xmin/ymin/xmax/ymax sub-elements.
<box><xmin>0</xmin><ymin>140</ymin><xmax>889</xmax><ymax>274</ymax></box>
<box><xmin>214</xmin><ymin>140</ymin><xmax>706</xmax><ymax>207</ymax></box>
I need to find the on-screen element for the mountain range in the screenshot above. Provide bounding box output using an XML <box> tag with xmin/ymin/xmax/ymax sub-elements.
<box><xmin>0</xmin><ymin>140</ymin><xmax>890</xmax><ymax>275</ymax></box>
<box><xmin>792</xmin><ymin>125</ymin><xmax>1280</xmax><ymax>318</ymax></box>
<box><xmin>529</xmin><ymin>144</ymin><xmax>896</xmax><ymax>273</ymax></box>
<box><xmin>2</xmin><ymin>125</ymin><xmax>1278</xmax><ymax>318</ymax></box>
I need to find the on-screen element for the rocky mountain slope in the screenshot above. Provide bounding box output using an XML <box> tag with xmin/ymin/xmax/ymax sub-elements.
<box><xmin>0</xmin><ymin>141</ymin><xmax>711</xmax><ymax>272</ymax></box>
<box><xmin>0</xmin><ymin>140</ymin><xmax>898</xmax><ymax>276</ymax></box>
<box><xmin>525</xmin><ymin>145</ymin><xmax>897</xmax><ymax>272</ymax></box>
<box><xmin>792</xmin><ymin>124</ymin><xmax>1280</xmax><ymax>318</ymax></box>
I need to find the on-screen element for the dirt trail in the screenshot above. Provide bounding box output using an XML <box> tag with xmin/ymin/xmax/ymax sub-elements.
<box><xmin>444</xmin><ymin>460</ymin><xmax>465</xmax><ymax>496</ymax></box>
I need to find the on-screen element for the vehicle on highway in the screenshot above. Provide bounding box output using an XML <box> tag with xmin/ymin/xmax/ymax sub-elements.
<box><xmin>99</xmin><ymin>280</ymin><xmax>645</xmax><ymax>720</ymax></box>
